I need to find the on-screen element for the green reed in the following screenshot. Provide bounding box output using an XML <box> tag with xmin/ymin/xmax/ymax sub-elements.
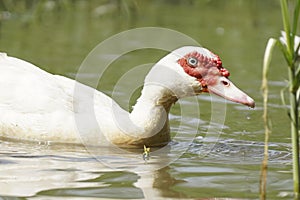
<box><xmin>260</xmin><ymin>0</ymin><xmax>300</xmax><ymax>199</ymax></box>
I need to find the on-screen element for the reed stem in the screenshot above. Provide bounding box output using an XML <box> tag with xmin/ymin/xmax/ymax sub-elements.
<box><xmin>289</xmin><ymin>67</ymin><xmax>300</xmax><ymax>198</ymax></box>
<box><xmin>260</xmin><ymin>38</ymin><xmax>277</xmax><ymax>200</ymax></box>
<box><xmin>280</xmin><ymin>0</ymin><xmax>300</xmax><ymax>197</ymax></box>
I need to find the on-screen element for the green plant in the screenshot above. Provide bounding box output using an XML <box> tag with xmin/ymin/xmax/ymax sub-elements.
<box><xmin>260</xmin><ymin>0</ymin><xmax>300</xmax><ymax>199</ymax></box>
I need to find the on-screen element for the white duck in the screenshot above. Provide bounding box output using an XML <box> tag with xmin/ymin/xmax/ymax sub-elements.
<box><xmin>0</xmin><ymin>46</ymin><xmax>254</xmax><ymax>147</ymax></box>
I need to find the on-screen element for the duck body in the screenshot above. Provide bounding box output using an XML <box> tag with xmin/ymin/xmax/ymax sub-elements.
<box><xmin>0</xmin><ymin>53</ymin><xmax>86</xmax><ymax>144</ymax></box>
<box><xmin>0</xmin><ymin>52</ymin><xmax>177</xmax><ymax>147</ymax></box>
<box><xmin>0</xmin><ymin>47</ymin><xmax>255</xmax><ymax>147</ymax></box>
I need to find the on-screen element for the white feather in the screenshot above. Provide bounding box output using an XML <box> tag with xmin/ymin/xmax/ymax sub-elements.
<box><xmin>0</xmin><ymin>47</ymin><xmax>206</xmax><ymax>147</ymax></box>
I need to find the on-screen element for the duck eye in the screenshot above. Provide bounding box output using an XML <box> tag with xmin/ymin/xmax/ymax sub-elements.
<box><xmin>187</xmin><ymin>57</ymin><xmax>198</xmax><ymax>67</ymax></box>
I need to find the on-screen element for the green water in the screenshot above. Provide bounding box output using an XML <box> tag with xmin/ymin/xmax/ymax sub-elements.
<box><xmin>0</xmin><ymin>0</ymin><xmax>295</xmax><ymax>199</ymax></box>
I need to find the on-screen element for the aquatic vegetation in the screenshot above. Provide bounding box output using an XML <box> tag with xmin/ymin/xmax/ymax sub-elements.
<box><xmin>261</xmin><ymin>0</ymin><xmax>300</xmax><ymax>199</ymax></box>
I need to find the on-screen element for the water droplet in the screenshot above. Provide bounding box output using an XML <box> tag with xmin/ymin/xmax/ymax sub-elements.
<box><xmin>195</xmin><ymin>136</ymin><xmax>203</xmax><ymax>141</ymax></box>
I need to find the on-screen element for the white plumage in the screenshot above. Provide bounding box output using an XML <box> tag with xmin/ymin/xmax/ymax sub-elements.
<box><xmin>0</xmin><ymin>46</ymin><xmax>255</xmax><ymax>147</ymax></box>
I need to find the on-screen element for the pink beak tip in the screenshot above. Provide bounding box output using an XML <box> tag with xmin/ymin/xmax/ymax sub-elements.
<box><xmin>245</xmin><ymin>96</ymin><xmax>255</xmax><ymax>108</ymax></box>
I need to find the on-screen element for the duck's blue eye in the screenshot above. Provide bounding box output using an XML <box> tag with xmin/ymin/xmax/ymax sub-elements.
<box><xmin>187</xmin><ymin>57</ymin><xmax>198</xmax><ymax>67</ymax></box>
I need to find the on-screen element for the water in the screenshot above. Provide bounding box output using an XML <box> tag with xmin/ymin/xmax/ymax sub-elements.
<box><xmin>0</xmin><ymin>0</ymin><xmax>294</xmax><ymax>199</ymax></box>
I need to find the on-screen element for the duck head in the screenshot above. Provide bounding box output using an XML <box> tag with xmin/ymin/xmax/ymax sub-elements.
<box><xmin>151</xmin><ymin>46</ymin><xmax>255</xmax><ymax>108</ymax></box>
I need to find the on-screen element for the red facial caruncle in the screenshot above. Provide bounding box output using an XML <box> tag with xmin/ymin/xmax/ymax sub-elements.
<box><xmin>177</xmin><ymin>51</ymin><xmax>230</xmax><ymax>92</ymax></box>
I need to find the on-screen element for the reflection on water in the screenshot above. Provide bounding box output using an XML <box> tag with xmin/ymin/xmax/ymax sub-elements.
<box><xmin>0</xmin><ymin>131</ymin><xmax>292</xmax><ymax>199</ymax></box>
<box><xmin>0</xmin><ymin>0</ymin><xmax>294</xmax><ymax>199</ymax></box>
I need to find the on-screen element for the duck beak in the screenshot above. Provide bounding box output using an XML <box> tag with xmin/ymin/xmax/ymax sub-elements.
<box><xmin>207</xmin><ymin>77</ymin><xmax>255</xmax><ymax>108</ymax></box>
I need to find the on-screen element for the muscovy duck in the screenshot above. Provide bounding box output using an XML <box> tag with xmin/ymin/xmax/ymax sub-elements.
<box><xmin>0</xmin><ymin>46</ymin><xmax>254</xmax><ymax>147</ymax></box>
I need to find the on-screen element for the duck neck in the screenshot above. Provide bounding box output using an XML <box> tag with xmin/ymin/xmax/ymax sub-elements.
<box><xmin>130</xmin><ymin>84</ymin><xmax>178</xmax><ymax>140</ymax></box>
